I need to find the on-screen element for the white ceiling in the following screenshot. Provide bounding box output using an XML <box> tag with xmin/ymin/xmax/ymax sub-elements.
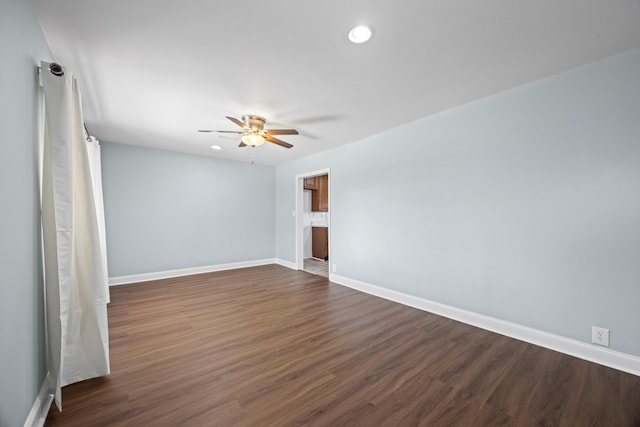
<box><xmin>34</xmin><ymin>0</ymin><xmax>640</xmax><ymax>165</ymax></box>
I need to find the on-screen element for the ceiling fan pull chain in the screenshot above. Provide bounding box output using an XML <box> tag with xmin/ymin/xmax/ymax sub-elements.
<box><xmin>251</xmin><ymin>146</ymin><xmax>255</xmax><ymax>165</ymax></box>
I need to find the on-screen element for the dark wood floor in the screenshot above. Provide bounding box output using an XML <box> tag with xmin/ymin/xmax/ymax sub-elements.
<box><xmin>45</xmin><ymin>265</ymin><xmax>639</xmax><ymax>426</ymax></box>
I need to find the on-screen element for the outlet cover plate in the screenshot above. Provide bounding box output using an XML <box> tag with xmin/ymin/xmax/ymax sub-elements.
<box><xmin>592</xmin><ymin>326</ymin><xmax>609</xmax><ymax>346</ymax></box>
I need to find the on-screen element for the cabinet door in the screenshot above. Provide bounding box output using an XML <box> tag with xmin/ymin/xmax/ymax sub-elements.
<box><xmin>312</xmin><ymin>227</ymin><xmax>328</xmax><ymax>259</ymax></box>
<box><xmin>318</xmin><ymin>175</ymin><xmax>328</xmax><ymax>212</ymax></box>
<box><xmin>304</xmin><ymin>177</ymin><xmax>318</xmax><ymax>190</ymax></box>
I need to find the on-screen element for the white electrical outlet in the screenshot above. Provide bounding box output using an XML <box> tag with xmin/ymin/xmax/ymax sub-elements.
<box><xmin>332</xmin><ymin>264</ymin><xmax>337</xmax><ymax>273</ymax></box>
<box><xmin>592</xmin><ymin>326</ymin><xmax>609</xmax><ymax>347</ymax></box>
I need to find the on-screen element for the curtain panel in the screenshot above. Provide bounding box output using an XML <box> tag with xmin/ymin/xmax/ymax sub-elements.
<box><xmin>40</xmin><ymin>61</ymin><xmax>110</xmax><ymax>410</ymax></box>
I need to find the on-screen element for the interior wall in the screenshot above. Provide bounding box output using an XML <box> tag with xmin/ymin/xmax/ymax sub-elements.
<box><xmin>275</xmin><ymin>49</ymin><xmax>640</xmax><ymax>357</ymax></box>
<box><xmin>101</xmin><ymin>142</ymin><xmax>276</xmax><ymax>277</ymax></box>
<box><xmin>0</xmin><ymin>0</ymin><xmax>52</xmax><ymax>425</ymax></box>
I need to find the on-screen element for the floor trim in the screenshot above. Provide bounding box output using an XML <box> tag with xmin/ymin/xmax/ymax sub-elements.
<box><xmin>108</xmin><ymin>258</ymin><xmax>277</xmax><ymax>286</ymax></box>
<box><xmin>23</xmin><ymin>373</ymin><xmax>53</xmax><ymax>427</ymax></box>
<box><xmin>274</xmin><ymin>258</ymin><xmax>298</xmax><ymax>270</ymax></box>
<box><xmin>330</xmin><ymin>273</ymin><xmax>640</xmax><ymax>377</ymax></box>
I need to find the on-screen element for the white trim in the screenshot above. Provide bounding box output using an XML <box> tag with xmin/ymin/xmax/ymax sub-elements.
<box><xmin>330</xmin><ymin>273</ymin><xmax>640</xmax><ymax>377</ymax></box>
<box><xmin>275</xmin><ymin>258</ymin><xmax>298</xmax><ymax>270</ymax></box>
<box><xmin>295</xmin><ymin>168</ymin><xmax>331</xmax><ymax>181</ymax></box>
<box><xmin>108</xmin><ymin>258</ymin><xmax>276</xmax><ymax>286</ymax></box>
<box><xmin>23</xmin><ymin>373</ymin><xmax>53</xmax><ymax>427</ymax></box>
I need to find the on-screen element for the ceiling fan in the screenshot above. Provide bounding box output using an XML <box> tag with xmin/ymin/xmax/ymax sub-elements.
<box><xmin>199</xmin><ymin>115</ymin><xmax>298</xmax><ymax>148</ymax></box>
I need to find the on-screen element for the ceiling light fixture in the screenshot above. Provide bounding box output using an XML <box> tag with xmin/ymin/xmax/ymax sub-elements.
<box><xmin>210</xmin><ymin>145</ymin><xmax>222</xmax><ymax>150</ymax></box>
<box><xmin>348</xmin><ymin>25</ymin><xmax>372</xmax><ymax>43</ymax></box>
<box><xmin>241</xmin><ymin>133</ymin><xmax>265</xmax><ymax>146</ymax></box>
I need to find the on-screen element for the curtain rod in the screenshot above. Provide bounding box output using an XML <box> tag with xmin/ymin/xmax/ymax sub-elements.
<box><xmin>37</xmin><ymin>63</ymin><xmax>93</xmax><ymax>142</ymax></box>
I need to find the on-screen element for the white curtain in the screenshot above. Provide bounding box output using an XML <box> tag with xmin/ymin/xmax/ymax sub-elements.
<box><xmin>40</xmin><ymin>61</ymin><xmax>110</xmax><ymax>411</ymax></box>
<box><xmin>86</xmin><ymin>137</ymin><xmax>110</xmax><ymax>304</ymax></box>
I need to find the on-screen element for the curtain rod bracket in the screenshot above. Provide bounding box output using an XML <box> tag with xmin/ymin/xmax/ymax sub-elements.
<box><xmin>36</xmin><ymin>63</ymin><xmax>65</xmax><ymax>76</ymax></box>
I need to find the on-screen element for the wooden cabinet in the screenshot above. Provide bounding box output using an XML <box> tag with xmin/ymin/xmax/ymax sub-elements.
<box><xmin>312</xmin><ymin>227</ymin><xmax>329</xmax><ymax>260</ymax></box>
<box><xmin>318</xmin><ymin>175</ymin><xmax>328</xmax><ymax>212</ymax></box>
<box><xmin>304</xmin><ymin>177</ymin><xmax>318</xmax><ymax>190</ymax></box>
<box><xmin>310</xmin><ymin>174</ymin><xmax>328</xmax><ymax>212</ymax></box>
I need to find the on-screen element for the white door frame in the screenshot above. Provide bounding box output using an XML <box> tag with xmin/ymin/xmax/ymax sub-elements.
<box><xmin>295</xmin><ymin>168</ymin><xmax>330</xmax><ymax>270</ymax></box>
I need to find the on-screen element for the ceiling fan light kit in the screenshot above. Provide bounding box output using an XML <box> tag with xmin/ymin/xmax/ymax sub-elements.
<box><xmin>241</xmin><ymin>133</ymin><xmax>265</xmax><ymax>146</ymax></box>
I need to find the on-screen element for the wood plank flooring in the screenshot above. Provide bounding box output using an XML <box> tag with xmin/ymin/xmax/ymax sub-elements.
<box><xmin>45</xmin><ymin>265</ymin><xmax>640</xmax><ymax>426</ymax></box>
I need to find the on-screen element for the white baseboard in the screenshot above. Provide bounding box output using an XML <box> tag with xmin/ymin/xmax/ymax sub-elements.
<box><xmin>330</xmin><ymin>274</ymin><xmax>640</xmax><ymax>377</ymax></box>
<box><xmin>274</xmin><ymin>258</ymin><xmax>298</xmax><ymax>270</ymax></box>
<box><xmin>108</xmin><ymin>258</ymin><xmax>277</xmax><ymax>286</ymax></box>
<box><xmin>23</xmin><ymin>373</ymin><xmax>53</xmax><ymax>427</ymax></box>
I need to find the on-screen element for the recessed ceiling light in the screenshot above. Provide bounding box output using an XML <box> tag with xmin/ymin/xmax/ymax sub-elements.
<box><xmin>348</xmin><ymin>25</ymin><xmax>373</xmax><ymax>43</ymax></box>
<box><xmin>211</xmin><ymin>145</ymin><xmax>222</xmax><ymax>150</ymax></box>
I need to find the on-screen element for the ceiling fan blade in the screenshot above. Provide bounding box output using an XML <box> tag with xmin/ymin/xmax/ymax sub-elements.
<box><xmin>226</xmin><ymin>116</ymin><xmax>247</xmax><ymax>129</ymax></box>
<box><xmin>264</xmin><ymin>129</ymin><xmax>299</xmax><ymax>135</ymax></box>
<box><xmin>199</xmin><ymin>129</ymin><xmax>245</xmax><ymax>134</ymax></box>
<box><xmin>265</xmin><ymin>135</ymin><xmax>293</xmax><ymax>148</ymax></box>
<box><xmin>238</xmin><ymin>142</ymin><xmax>247</xmax><ymax>147</ymax></box>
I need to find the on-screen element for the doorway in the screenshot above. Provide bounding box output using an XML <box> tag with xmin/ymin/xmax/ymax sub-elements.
<box><xmin>295</xmin><ymin>169</ymin><xmax>330</xmax><ymax>278</ymax></box>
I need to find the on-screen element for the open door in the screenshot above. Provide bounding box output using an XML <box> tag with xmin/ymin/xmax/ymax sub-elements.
<box><xmin>295</xmin><ymin>169</ymin><xmax>330</xmax><ymax>277</ymax></box>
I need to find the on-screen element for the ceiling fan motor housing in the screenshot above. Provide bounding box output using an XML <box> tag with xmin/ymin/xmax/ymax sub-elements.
<box><xmin>242</xmin><ymin>115</ymin><xmax>266</xmax><ymax>131</ymax></box>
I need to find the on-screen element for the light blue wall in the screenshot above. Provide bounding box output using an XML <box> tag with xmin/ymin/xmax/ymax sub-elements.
<box><xmin>0</xmin><ymin>0</ymin><xmax>52</xmax><ymax>425</ymax></box>
<box><xmin>102</xmin><ymin>143</ymin><xmax>276</xmax><ymax>277</ymax></box>
<box><xmin>276</xmin><ymin>49</ymin><xmax>640</xmax><ymax>357</ymax></box>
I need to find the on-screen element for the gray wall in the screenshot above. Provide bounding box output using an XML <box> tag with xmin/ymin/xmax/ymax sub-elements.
<box><xmin>275</xmin><ymin>49</ymin><xmax>640</xmax><ymax>357</ymax></box>
<box><xmin>0</xmin><ymin>0</ymin><xmax>52</xmax><ymax>425</ymax></box>
<box><xmin>102</xmin><ymin>142</ymin><xmax>276</xmax><ymax>277</ymax></box>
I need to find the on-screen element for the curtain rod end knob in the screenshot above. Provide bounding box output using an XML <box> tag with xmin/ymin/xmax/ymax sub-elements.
<box><xmin>49</xmin><ymin>63</ymin><xmax>64</xmax><ymax>76</ymax></box>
